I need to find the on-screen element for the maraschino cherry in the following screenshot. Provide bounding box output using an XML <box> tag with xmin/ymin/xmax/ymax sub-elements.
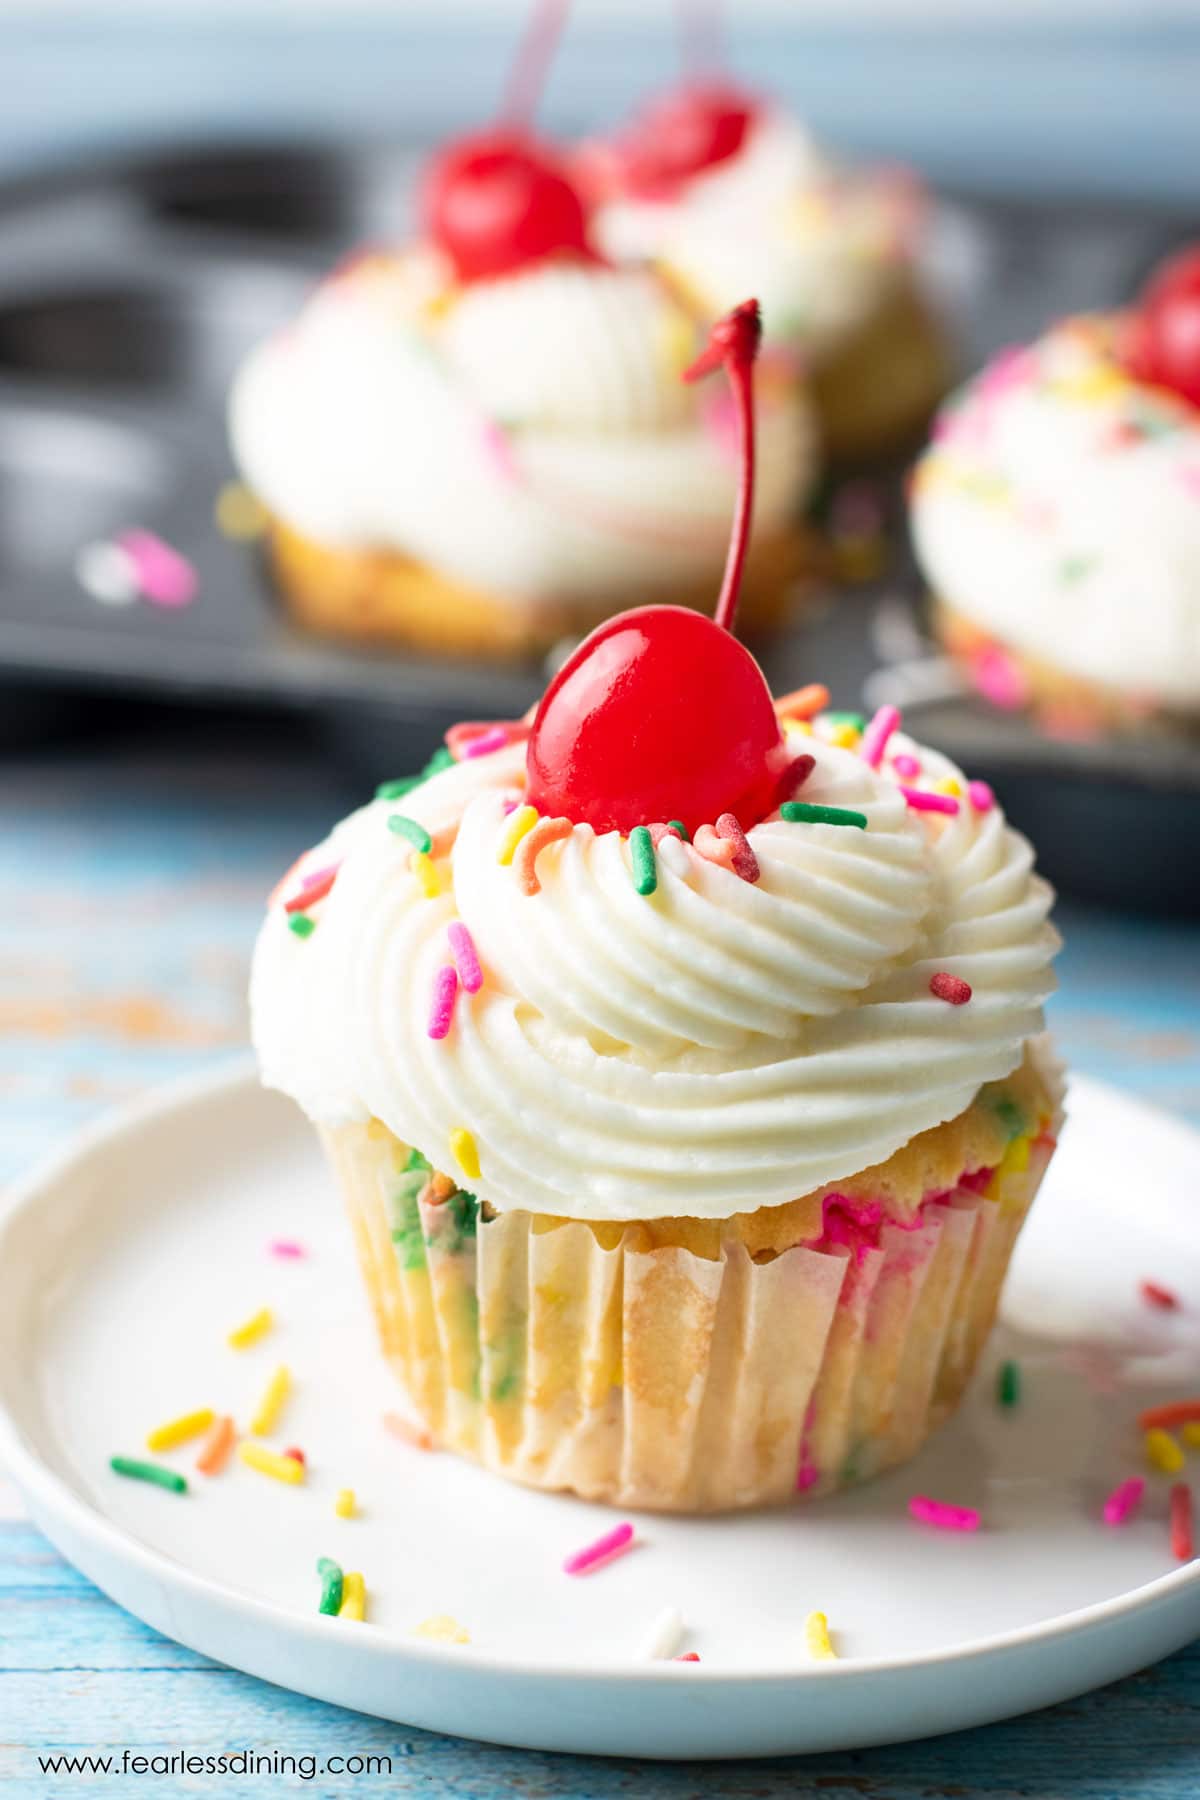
<box><xmin>525</xmin><ymin>298</ymin><xmax>789</xmax><ymax>837</ymax></box>
<box><xmin>1123</xmin><ymin>245</ymin><xmax>1200</xmax><ymax>409</ymax></box>
<box><xmin>421</xmin><ymin>0</ymin><xmax>598</xmax><ymax>285</ymax></box>
<box><xmin>597</xmin><ymin>82</ymin><xmax>758</xmax><ymax>202</ymax></box>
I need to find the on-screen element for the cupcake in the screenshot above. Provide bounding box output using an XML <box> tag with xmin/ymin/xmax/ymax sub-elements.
<box><xmin>911</xmin><ymin>247</ymin><xmax>1200</xmax><ymax>736</ymax></box>
<box><xmin>251</xmin><ymin>304</ymin><xmax>1060</xmax><ymax>1511</ymax></box>
<box><xmin>228</xmin><ymin>129</ymin><xmax>816</xmax><ymax>659</ymax></box>
<box><xmin>578</xmin><ymin>82</ymin><xmax>950</xmax><ymax>464</ymax></box>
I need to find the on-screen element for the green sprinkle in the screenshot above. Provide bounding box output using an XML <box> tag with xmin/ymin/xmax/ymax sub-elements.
<box><xmin>629</xmin><ymin>825</ymin><xmax>657</xmax><ymax>896</ymax></box>
<box><xmin>997</xmin><ymin>1360</ymin><xmax>1021</xmax><ymax>1408</ymax></box>
<box><xmin>422</xmin><ymin>745</ymin><xmax>455</xmax><ymax>779</ymax></box>
<box><xmin>388</xmin><ymin>814</ymin><xmax>432</xmax><ymax>854</ymax></box>
<box><xmin>375</xmin><ymin>775</ymin><xmax>419</xmax><ymax>801</ymax></box>
<box><xmin>781</xmin><ymin>801</ymin><xmax>867</xmax><ymax>830</ymax></box>
<box><xmin>110</xmin><ymin>1456</ymin><xmax>187</xmax><ymax>1494</ymax></box>
<box><xmin>1058</xmin><ymin>554</ymin><xmax>1096</xmax><ymax>584</ymax></box>
<box><xmin>991</xmin><ymin>1095</ymin><xmax>1026</xmax><ymax>1141</ymax></box>
<box><xmin>404</xmin><ymin>1146</ymin><xmax>432</xmax><ymax>1173</ymax></box>
<box><xmin>667</xmin><ymin>820</ymin><xmax>690</xmax><ymax>842</ymax></box>
<box><xmin>317</xmin><ymin>1556</ymin><xmax>344</xmax><ymax>1616</ymax></box>
<box><xmin>823</xmin><ymin>711</ymin><xmax>866</xmax><ymax>732</ymax></box>
<box><xmin>287</xmin><ymin>914</ymin><xmax>316</xmax><ymax>939</ymax></box>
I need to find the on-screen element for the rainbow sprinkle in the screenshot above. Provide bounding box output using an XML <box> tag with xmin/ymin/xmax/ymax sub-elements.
<box><xmin>781</xmin><ymin>801</ymin><xmax>867</xmax><ymax>830</ymax></box>
<box><xmin>668</xmin><ymin>819</ymin><xmax>690</xmax><ymax>842</ymax></box>
<box><xmin>930</xmin><ymin>972</ymin><xmax>973</xmax><ymax>1006</ymax></box>
<box><xmin>414</xmin><ymin>1614</ymin><xmax>468</xmax><ymax>1643</ymax></box>
<box><xmin>637</xmin><ymin>1605</ymin><xmax>684</xmax><ymax>1661</ymax></box>
<box><xmin>997</xmin><ymin>1361</ymin><xmax>1021</xmax><ymax>1408</ymax></box>
<box><xmin>195</xmin><ymin>1415</ymin><xmax>236</xmax><ymax>1476</ymax></box>
<box><xmin>427</xmin><ymin>965</ymin><xmax>459</xmax><ymax>1040</ymax></box>
<box><xmin>693</xmin><ymin>824</ymin><xmax>737</xmax><ymax>871</ymax></box>
<box><xmin>900</xmin><ymin>786</ymin><xmax>960</xmax><ymax>815</ymax></box>
<box><xmin>409</xmin><ymin>850</ymin><xmax>440</xmax><ymax>898</ymax></box>
<box><xmin>1102</xmin><ymin>1476</ymin><xmax>1145</xmax><ymax>1526</ymax></box>
<box><xmin>804</xmin><ymin>1610</ymin><xmax>837</xmax><ymax>1661</ymax></box>
<box><xmin>715</xmin><ymin>813</ymin><xmax>760</xmax><ymax>883</ymax></box>
<box><xmin>388</xmin><ymin>814</ymin><xmax>432</xmax><ymax>854</ymax></box>
<box><xmin>563</xmin><ymin>1521</ymin><xmax>635</xmax><ymax>1576</ymax></box>
<box><xmin>1140</xmin><ymin>1280</ymin><xmax>1180</xmax><ymax>1311</ymax></box>
<box><xmin>1183</xmin><ymin>1423</ymin><xmax>1200</xmax><ymax>1449</ymax></box>
<box><xmin>335</xmin><ymin>1488</ymin><xmax>357</xmax><ymax>1519</ymax></box>
<box><xmin>317</xmin><ymin>1556</ymin><xmax>344</xmax><ymax>1616</ymax></box>
<box><xmin>250</xmin><ymin>1365</ymin><xmax>291</xmax><ymax>1437</ymax></box>
<box><xmin>1170</xmin><ymin>1483</ymin><xmax>1194</xmax><ymax>1561</ymax></box>
<box><xmin>860</xmin><ymin>705</ymin><xmax>901</xmax><ymax>768</ymax></box>
<box><xmin>892</xmin><ymin>753</ymin><xmax>921</xmax><ymax>779</ymax></box>
<box><xmin>269</xmin><ymin>1239</ymin><xmax>306</xmax><ymax>1259</ymax></box>
<box><xmin>629</xmin><ymin>826</ymin><xmax>658</xmax><ymax>896</ymax></box>
<box><xmin>376</xmin><ymin>776</ymin><xmax>419</xmax><ymax>802</ymax></box>
<box><xmin>227</xmin><ymin>1307</ymin><xmax>273</xmax><ymax>1350</ymax></box>
<box><xmin>283</xmin><ymin>862</ymin><xmax>340</xmax><ymax>913</ymax></box>
<box><xmin>968</xmin><ymin>780</ymin><xmax>995</xmax><ymax>813</ymax></box>
<box><xmin>383</xmin><ymin>1411</ymin><xmax>434</xmax><ymax>1451</ymax></box>
<box><xmin>339</xmin><ymin>1572</ymin><xmax>366</xmax><ymax>1622</ymax></box>
<box><xmin>287</xmin><ymin>915</ymin><xmax>316</xmax><ymax>940</ymax></box>
<box><xmin>908</xmin><ymin>1495</ymin><xmax>980</xmax><ymax>1532</ymax></box>
<box><xmin>450</xmin><ymin>1127</ymin><xmax>481</xmax><ymax>1182</ymax></box>
<box><xmin>1145</xmin><ymin>1429</ymin><xmax>1185</xmax><ymax>1475</ymax></box>
<box><xmin>282</xmin><ymin>1446</ymin><xmax>306</xmax><ymax>1467</ymax></box>
<box><xmin>498</xmin><ymin>803</ymin><xmax>538</xmax><ymax>864</ymax></box>
<box><xmin>239</xmin><ymin>1441</ymin><xmax>305</xmax><ymax>1485</ymax></box>
<box><xmin>146</xmin><ymin>1408</ymin><xmax>214</xmax><ymax>1453</ymax></box>
<box><xmin>513</xmin><ymin>816</ymin><xmax>573</xmax><ymax>896</ymax></box>
<box><xmin>463</xmin><ymin>725</ymin><xmax>510</xmax><ymax>758</ymax></box>
<box><xmin>116</xmin><ymin>528</ymin><xmax>197</xmax><ymax>609</ymax></box>
<box><xmin>775</xmin><ymin>683</ymin><xmax>830</xmax><ymax>722</ymax></box>
<box><xmin>447</xmin><ymin>921</ymin><xmax>483</xmax><ymax>993</ymax></box>
<box><xmin>110</xmin><ymin>1456</ymin><xmax>187</xmax><ymax>1495</ymax></box>
<box><xmin>1139</xmin><ymin>1400</ymin><xmax>1200</xmax><ymax>1432</ymax></box>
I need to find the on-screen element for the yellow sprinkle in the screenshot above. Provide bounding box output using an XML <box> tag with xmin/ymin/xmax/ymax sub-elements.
<box><xmin>227</xmin><ymin>1306</ymin><xmax>273</xmax><ymax>1350</ymax></box>
<box><xmin>238</xmin><ymin>1440</ymin><xmax>305</xmax><ymax>1485</ymax></box>
<box><xmin>497</xmin><ymin>803</ymin><xmax>538</xmax><ymax>865</ymax></box>
<box><xmin>145</xmin><ymin>1407</ymin><xmax>215</xmax><ymax>1453</ymax></box>
<box><xmin>1146</xmin><ymin>1428</ymin><xmax>1185</xmax><ymax>1475</ymax></box>
<box><xmin>338</xmin><ymin>1571</ymin><xmax>366</xmax><ymax>1621</ymax></box>
<box><xmin>828</xmin><ymin>724</ymin><xmax>861</xmax><ymax>750</ymax></box>
<box><xmin>784</xmin><ymin>720</ymin><xmax>814</xmax><ymax>739</ymax></box>
<box><xmin>414</xmin><ymin>1613</ymin><xmax>470</xmax><ymax>1644</ymax></box>
<box><xmin>936</xmin><ymin>778</ymin><xmax>963</xmax><ymax>798</ymax></box>
<box><xmin>1182</xmin><ymin>1422</ymin><xmax>1200</xmax><ymax>1449</ymax></box>
<box><xmin>214</xmin><ymin>480</ymin><xmax>268</xmax><ymax>540</ymax></box>
<box><xmin>450</xmin><ymin>1127</ymin><xmax>480</xmax><ymax>1182</ymax></box>
<box><xmin>410</xmin><ymin>850</ymin><xmax>441</xmax><ymax>898</ymax></box>
<box><xmin>805</xmin><ymin>1610</ymin><xmax>837</xmax><ymax>1661</ymax></box>
<box><xmin>999</xmin><ymin>1135</ymin><xmax>1031</xmax><ymax>1178</ymax></box>
<box><xmin>335</xmin><ymin>1488</ymin><xmax>357</xmax><ymax>1519</ymax></box>
<box><xmin>250</xmin><ymin>1364</ymin><xmax>291</xmax><ymax>1436</ymax></box>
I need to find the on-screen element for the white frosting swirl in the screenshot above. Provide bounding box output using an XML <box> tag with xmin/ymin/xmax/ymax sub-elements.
<box><xmin>228</xmin><ymin>250</ymin><xmax>816</xmax><ymax>606</ymax></box>
<box><xmin>251</xmin><ymin>721</ymin><xmax>1058</xmax><ymax>1222</ymax></box>
<box><xmin>911</xmin><ymin>318</ymin><xmax>1200</xmax><ymax>708</ymax></box>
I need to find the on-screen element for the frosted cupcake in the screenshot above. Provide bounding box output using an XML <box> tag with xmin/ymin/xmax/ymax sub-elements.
<box><xmin>251</xmin><ymin>305</ymin><xmax>1060</xmax><ymax>1511</ymax></box>
<box><xmin>228</xmin><ymin>130</ymin><xmax>816</xmax><ymax>658</ymax></box>
<box><xmin>911</xmin><ymin>247</ymin><xmax>1200</xmax><ymax>735</ymax></box>
<box><xmin>578</xmin><ymin>83</ymin><xmax>950</xmax><ymax>463</ymax></box>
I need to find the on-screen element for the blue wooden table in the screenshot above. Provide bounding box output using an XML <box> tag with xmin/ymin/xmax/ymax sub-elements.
<box><xmin>2</xmin><ymin>716</ymin><xmax>1199</xmax><ymax>1798</ymax></box>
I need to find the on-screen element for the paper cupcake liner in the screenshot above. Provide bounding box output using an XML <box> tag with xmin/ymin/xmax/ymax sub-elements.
<box><xmin>323</xmin><ymin>1109</ymin><xmax>1056</xmax><ymax>1513</ymax></box>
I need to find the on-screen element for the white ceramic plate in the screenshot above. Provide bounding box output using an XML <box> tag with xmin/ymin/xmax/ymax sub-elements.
<box><xmin>1</xmin><ymin>1062</ymin><xmax>1198</xmax><ymax>1760</ymax></box>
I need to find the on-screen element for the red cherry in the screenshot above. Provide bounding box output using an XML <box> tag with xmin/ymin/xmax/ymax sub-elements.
<box><xmin>606</xmin><ymin>83</ymin><xmax>758</xmax><ymax>201</ymax></box>
<box><xmin>423</xmin><ymin>129</ymin><xmax>597</xmax><ymax>284</ymax></box>
<box><xmin>525</xmin><ymin>299</ymin><xmax>788</xmax><ymax>836</ymax></box>
<box><xmin>1123</xmin><ymin>245</ymin><xmax>1200</xmax><ymax>409</ymax></box>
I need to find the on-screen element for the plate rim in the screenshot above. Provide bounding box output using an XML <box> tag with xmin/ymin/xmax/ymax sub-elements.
<box><xmin>2</xmin><ymin>1054</ymin><xmax>1199</xmax><ymax>1690</ymax></box>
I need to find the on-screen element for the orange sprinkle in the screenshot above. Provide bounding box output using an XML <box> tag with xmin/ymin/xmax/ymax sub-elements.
<box><xmin>775</xmin><ymin>683</ymin><xmax>830</xmax><ymax>722</ymax></box>
<box><xmin>513</xmin><ymin>816</ymin><xmax>573</xmax><ymax>896</ymax></box>
<box><xmin>195</xmin><ymin>1414</ymin><xmax>237</xmax><ymax>1476</ymax></box>
<box><xmin>1139</xmin><ymin>1399</ymin><xmax>1200</xmax><ymax>1433</ymax></box>
<box><xmin>693</xmin><ymin>824</ymin><xmax>737</xmax><ymax>871</ymax></box>
<box><xmin>383</xmin><ymin>1411</ymin><xmax>434</xmax><ymax>1451</ymax></box>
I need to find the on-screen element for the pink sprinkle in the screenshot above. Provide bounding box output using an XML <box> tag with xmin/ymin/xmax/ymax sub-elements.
<box><xmin>930</xmin><ymin>972</ymin><xmax>973</xmax><ymax>1006</ymax></box>
<box><xmin>479</xmin><ymin>419</ymin><xmax>520</xmax><ymax>483</ymax></box>
<box><xmin>116</xmin><ymin>529</ymin><xmax>197</xmax><ymax>608</ymax></box>
<box><xmin>648</xmin><ymin>822</ymin><xmax>686</xmax><ymax>847</ymax></box>
<box><xmin>776</xmin><ymin>752</ymin><xmax>816</xmax><ymax>801</ymax></box>
<box><xmin>283</xmin><ymin>861</ymin><xmax>341</xmax><ymax>913</ymax></box>
<box><xmin>1103</xmin><ymin>1476</ymin><xmax>1145</xmax><ymax>1526</ymax></box>
<box><xmin>714</xmin><ymin>813</ymin><xmax>760</xmax><ymax>883</ymax></box>
<box><xmin>892</xmin><ymin>753</ymin><xmax>921</xmax><ymax>780</ymax></box>
<box><xmin>973</xmin><ymin>645</ymin><xmax>1030</xmax><ymax>711</ymax></box>
<box><xmin>427</xmin><ymin>965</ymin><xmax>459</xmax><ymax>1040</ymax></box>
<box><xmin>909</xmin><ymin>1495</ymin><xmax>980</xmax><ymax>1533</ymax></box>
<box><xmin>464</xmin><ymin>726</ymin><xmax>510</xmax><ymax>759</ymax></box>
<box><xmin>860</xmin><ymin>704</ymin><xmax>901</xmax><ymax>770</ymax></box>
<box><xmin>447</xmin><ymin>922</ymin><xmax>483</xmax><ymax>994</ymax></box>
<box><xmin>674</xmin><ymin>1652</ymin><xmax>701</xmax><ymax>1662</ymax></box>
<box><xmin>967</xmin><ymin>780</ymin><xmax>995</xmax><ymax>813</ymax></box>
<box><xmin>1140</xmin><ymin>1280</ymin><xmax>1180</xmax><ymax>1312</ymax></box>
<box><xmin>900</xmin><ymin>786</ymin><xmax>960</xmax><ymax>815</ymax></box>
<box><xmin>269</xmin><ymin>1239</ymin><xmax>306</xmax><ymax>1259</ymax></box>
<box><xmin>562</xmin><ymin>1520</ymin><xmax>635</xmax><ymax>1576</ymax></box>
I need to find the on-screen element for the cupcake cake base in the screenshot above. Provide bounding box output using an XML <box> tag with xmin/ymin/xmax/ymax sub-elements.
<box><xmin>811</xmin><ymin>279</ymin><xmax>950</xmax><ymax>466</ymax></box>
<box><xmin>324</xmin><ymin>1046</ymin><xmax>1061</xmax><ymax>1513</ymax></box>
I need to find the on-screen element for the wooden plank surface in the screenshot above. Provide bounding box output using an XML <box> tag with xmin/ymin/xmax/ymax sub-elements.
<box><xmin>2</xmin><ymin>722</ymin><xmax>1199</xmax><ymax>1797</ymax></box>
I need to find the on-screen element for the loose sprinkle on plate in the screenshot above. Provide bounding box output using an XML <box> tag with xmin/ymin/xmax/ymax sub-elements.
<box><xmin>239</xmin><ymin>1441</ymin><xmax>305</xmax><ymax>1485</ymax></box>
<box><xmin>195</xmin><ymin>1415</ymin><xmax>237</xmax><ymax>1476</ymax></box>
<box><xmin>415</xmin><ymin>1614</ymin><xmax>468</xmax><ymax>1643</ymax></box>
<box><xmin>335</xmin><ymin>1488</ymin><xmax>357</xmax><ymax>1519</ymax></box>
<box><xmin>908</xmin><ymin>1495</ymin><xmax>980</xmax><ymax>1532</ymax></box>
<box><xmin>1140</xmin><ymin>1280</ymin><xmax>1180</xmax><ymax>1311</ymax></box>
<box><xmin>1170</xmin><ymin>1483</ymin><xmax>1194</xmax><ymax>1561</ymax></box>
<box><xmin>250</xmin><ymin>1364</ymin><xmax>292</xmax><ymax>1437</ymax></box>
<box><xmin>563</xmin><ymin>1521</ymin><xmax>635</xmax><ymax>1576</ymax></box>
<box><xmin>637</xmin><ymin>1605</ymin><xmax>685</xmax><ymax>1661</ymax></box>
<box><xmin>116</xmin><ymin>528</ymin><xmax>198</xmax><ymax>609</ymax></box>
<box><xmin>269</xmin><ymin>1239</ymin><xmax>306</xmax><ymax>1259</ymax></box>
<box><xmin>1138</xmin><ymin>1399</ymin><xmax>1200</xmax><ymax>1432</ymax></box>
<box><xmin>146</xmin><ymin>1407</ymin><xmax>214</xmax><ymax>1453</ymax></box>
<box><xmin>317</xmin><ymin>1556</ymin><xmax>344</xmax><ymax>1615</ymax></box>
<box><xmin>383</xmin><ymin>1411</ymin><xmax>434</xmax><ymax>1451</ymax></box>
<box><xmin>110</xmin><ymin>1456</ymin><xmax>187</xmax><ymax>1494</ymax></box>
<box><xmin>1145</xmin><ymin>1428</ymin><xmax>1185</xmax><ymax>1475</ymax></box>
<box><xmin>227</xmin><ymin>1306</ymin><xmax>273</xmax><ymax>1350</ymax></box>
<box><xmin>805</xmin><ymin>1610</ymin><xmax>837</xmax><ymax>1661</ymax></box>
<box><xmin>1102</xmin><ymin>1476</ymin><xmax>1145</xmax><ymax>1526</ymax></box>
<box><xmin>997</xmin><ymin>1360</ymin><xmax>1021</xmax><ymax>1408</ymax></box>
<box><xmin>339</xmin><ymin>1572</ymin><xmax>367</xmax><ymax>1622</ymax></box>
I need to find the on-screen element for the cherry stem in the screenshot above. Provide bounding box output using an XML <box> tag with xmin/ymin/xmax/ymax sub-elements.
<box><xmin>683</xmin><ymin>297</ymin><xmax>761</xmax><ymax>636</ymax></box>
<box><xmin>501</xmin><ymin>0</ymin><xmax>570</xmax><ymax>128</ymax></box>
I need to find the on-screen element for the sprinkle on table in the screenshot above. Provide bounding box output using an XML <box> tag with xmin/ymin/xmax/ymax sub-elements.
<box><xmin>339</xmin><ymin>1572</ymin><xmax>367</xmax><ymax>1622</ymax></box>
<box><xmin>908</xmin><ymin>1495</ymin><xmax>980</xmax><ymax>1532</ymax></box>
<box><xmin>387</xmin><ymin>814</ymin><xmax>433</xmax><ymax>854</ymax></box>
<box><xmin>116</xmin><ymin>528</ymin><xmax>198</xmax><ymax>609</ymax></box>
<box><xmin>383</xmin><ymin>1411</ymin><xmax>435</xmax><ymax>1451</ymax></box>
<box><xmin>269</xmin><ymin>1239</ymin><xmax>306</xmax><ymax>1259</ymax></box>
<box><xmin>239</xmin><ymin>1441</ymin><xmax>305</xmax><ymax>1486</ymax></box>
<box><xmin>498</xmin><ymin>802</ymin><xmax>539</xmax><ymax>864</ymax></box>
<box><xmin>287</xmin><ymin>914</ymin><xmax>316</xmax><ymax>940</ymax></box>
<box><xmin>1138</xmin><ymin>1399</ymin><xmax>1200</xmax><ymax>1433</ymax></box>
<box><xmin>227</xmin><ymin>1306</ymin><xmax>273</xmax><ymax>1350</ymax></box>
<box><xmin>1183</xmin><ymin>1423</ymin><xmax>1200</xmax><ymax>1449</ymax></box>
<box><xmin>715</xmin><ymin>812</ymin><xmax>760</xmax><ymax>883</ymax></box>
<box><xmin>317</xmin><ymin>1556</ymin><xmax>344</xmax><ymax>1616</ymax></box>
<box><xmin>563</xmin><ymin>1521</ymin><xmax>635</xmax><ymax>1576</ymax></box>
<box><xmin>427</xmin><ymin>964</ymin><xmax>459</xmax><ymax>1040</ymax></box>
<box><xmin>335</xmin><ymin>1488</ymin><xmax>357</xmax><ymax>1520</ymax></box>
<box><xmin>674</xmin><ymin>1652</ymin><xmax>701</xmax><ymax>1663</ymax></box>
<box><xmin>637</xmin><ymin>1605</ymin><xmax>685</xmax><ymax>1661</ymax></box>
<box><xmin>781</xmin><ymin>800</ymin><xmax>867</xmax><ymax>830</ymax></box>
<box><xmin>1169</xmin><ymin>1483</ymin><xmax>1194</xmax><ymax>1562</ymax></box>
<box><xmin>900</xmin><ymin>785</ymin><xmax>960</xmax><ymax>816</ymax></box>
<box><xmin>195</xmin><ymin>1415</ymin><xmax>237</xmax><ymax>1476</ymax></box>
<box><xmin>1145</xmin><ymin>1428</ymin><xmax>1185</xmax><ymax>1475</ymax></box>
<box><xmin>110</xmin><ymin>1456</ymin><xmax>187</xmax><ymax>1495</ymax></box>
<box><xmin>1102</xmin><ymin>1476</ymin><xmax>1145</xmax><ymax>1526</ymax></box>
<box><xmin>414</xmin><ymin>1614</ymin><xmax>469</xmax><ymax>1643</ymax></box>
<box><xmin>250</xmin><ymin>1364</ymin><xmax>292</xmax><ymax>1437</ymax></box>
<box><xmin>447</xmin><ymin>921</ymin><xmax>483</xmax><ymax>993</ymax></box>
<box><xmin>629</xmin><ymin>826</ymin><xmax>658</xmax><ymax>896</ymax></box>
<box><xmin>804</xmin><ymin>1610</ymin><xmax>837</xmax><ymax>1661</ymax></box>
<box><xmin>997</xmin><ymin>1360</ymin><xmax>1021</xmax><ymax>1408</ymax></box>
<box><xmin>1140</xmin><ymin>1280</ymin><xmax>1181</xmax><ymax>1311</ymax></box>
<box><xmin>146</xmin><ymin>1408</ymin><xmax>215</xmax><ymax>1453</ymax></box>
<box><xmin>410</xmin><ymin>850</ymin><xmax>441</xmax><ymax>898</ymax></box>
<box><xmin>215</xmin><ymin>481</ymin><xmax>268</xmax><ymax>540</ymax></box>
<box><xmin>450</xmin><ymin>1128</ymin><xmax>481</xmax><ymax>1182</ymax></box>
<box><xmin>930</xmin><ymin>972</ymin><xmax>973</xmax><ymax>1006</ymax></box>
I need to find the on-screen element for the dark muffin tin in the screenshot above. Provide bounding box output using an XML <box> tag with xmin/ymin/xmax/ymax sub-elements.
<box><xmin>0</xmin><ymin>138</ymin><xmax>1197</xmax><ymax>909</ymax></box>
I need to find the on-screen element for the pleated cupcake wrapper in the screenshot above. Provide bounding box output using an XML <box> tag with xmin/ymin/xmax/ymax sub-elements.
<box><xmin>324</xmin><ymin>1125</ymin><xmax>1055</xmax><ymax>1512</ymax></box>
